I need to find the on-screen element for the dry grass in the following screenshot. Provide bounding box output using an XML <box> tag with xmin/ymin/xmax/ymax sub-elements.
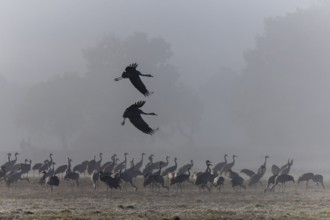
<box><xmin>0</xmin><ymin>177</ymin><xmax>328</xmax><ymax>219</ymax></box>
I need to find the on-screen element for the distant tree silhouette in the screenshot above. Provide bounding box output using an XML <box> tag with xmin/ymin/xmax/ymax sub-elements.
<box><xmin>231</xmin><ymin>5</ymin><xmax>330</xmax><ymax>149</ymax></box>
<box><xmin>16</xmin><ymin>74</ymin><xmax>85</xmax><ymax>149</ymax></box>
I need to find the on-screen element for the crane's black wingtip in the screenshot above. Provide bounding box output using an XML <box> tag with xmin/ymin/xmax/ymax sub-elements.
<box><xmin>144</xmin><ymin>91</ymin><xmax>154</xmax><ymax>97</ymax></box>
<box><xmin>145</xmin><ymin>128</ymin><xmax>159</xmax><ymax>135</ymax></box>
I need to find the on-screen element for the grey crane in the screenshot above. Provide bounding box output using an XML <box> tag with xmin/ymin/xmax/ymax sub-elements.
<box><xmin>148</xmin><ymin>155</ymin><xmax>170</xmax><ymax>171</ymax></box>
<box><xmin>104</xmin><ymin>158</ymin><xmax>119</xmax><ymax>173</ymax></box>
<box><xmin>162</xmin><ymin>157</ymin><xmax>177</xmax><ymax>176</ymax></box>
<box><xmin>46</xmin><ymin>162</ymin><xmax>55</xmax><ymax>177</ymax></box>
<box><xmin>21</xmin><ymin>159</ymin><xmax>32</xmax><ymax>177</ymax></box>
<box><xmin>38</xmin><ymin>153</ymin><xmax>53</xmax><ymax>174</ymax></box>
<box><xmin>45</xmin><ymin>174</ymin><xmax>60</xmax><ymax>193</ymax></box>
<box><xmin>88</xmin><ymin>153</ymin><xmax>102</xmax><ymax>174</ymax></box>
<box><xmin>73</xmin><ymin>160</ymin><xmax>89</xmax><ymax>176</ymax></box>
<box><xmin>32</xmin><ymin>162</ymin><xmax>43</xmax><ymax>176</ymax></box>
<box><xmin>144</xmin><ymin>162</ymin><xmax>169</xmax><ymax>191</ymax></box>
<box><xmin>230</xmin><ymin>172</ymin><xmax>246</xmax><ymax>191</ymax></box>
<box><xmin>133</xmin><ymin>153</ymin><xmax>145</xmax><ymax>171</ymax></box>
<box><xmin>177</xmin><ymin>159</ymin><xmax>193</xmax><ymax>176</ymax></box>
<box><xmin>170</xmin><ymin>167</ymin><xmax>191</xmax><ymax>192</ymax></box>
<box><xmin>101</xmin><ymin>154</ymin><xmax>117</xmax><ymax>173</ymax></box>
<box><xmin>212</xmin><ymin>154</ymin><xmax>228</xmax><ymax>175</ymax></box>
<box><xmin>5</xmin><ymin>170</ymin><xmax>29</xmax><ymax>188</ymax></box>
<box><xmin>270</xmin><ymin>174</ymin><xmax>294</xmax><ymax>192</ymax></box>
<box><xmin>2</xmin><ymin>153</ymin><xmax>11</xmax><ymax>168</ymax></box>
<box><xmin>120</xmin><ymin>168</ymin><xmax>138</xmax><ymax>191</ymax></box>
<box><xmin>64</xmin><ymin>158</ymin><xmax>80</xmax><ymax>187</ymax></box>
<box><xmin>99</xmin><ymin>171</ymin><xmax>121</xmax><ymax>191</ymax></box>
<box><xmin>298</xmin><ymin>172</ymin><xmax>315</xmax><ymax>189</ymax></box>
<box><xmin>222</xmin><ymin>155</ymin><xmax>237</xmax><ymax>175</ymax></box>
<box><xmin>41</xmin><ymin>169</ymin><xmax>60</xmax><ymax>193</ymax></box>
<box><xmin>241</xmin><ymin>155</ymin><xmax>269</xmax><ymax>187</ymax></box>
<box><xmin>195</xmin><ymin>160</ymin><xmax>212</xmax><ymax>192</ymax></box>
<box><xmin>38</xmin><ymin>160</ymin><xmax>50</xmax><ymax>174</ymax></box>
<box><xmin>213</xmin><ymin>175</ymin><xmax>225</xmax><ymax>190</ymax></box>
<box><xmin>279</xmin><ymin>159</ymin><xmax>293</xmax><ymax>175</ymax></box>
<box><xmin>12</xmin><ymin>159</ymin><xmax>28</xmax><ymax>172</ymax></box>
<box><xmin>95</xmin><ymin>152</ymin><xmax>103</xmax><ymax>172</ymax></box>
<box><xmin>54</xmin><ymin>163</ymin><xmax>68</xmax><ymax>177</ymax></box>
<box><xmin>91</xmin><ymin>170</ymin><xmax>99</xmax><ymax>190</ymax></box>
<box><xmin>142</xmin><ymin>154</ymin><xmax>155</xmax><ymax>175</ymax></box>
<box><xmin>87</xmin><ymin>155</ymin><xmax>97</xmax><ymax>175</ymax></box>
<box><xmin>0</xmin><ymin>166</ymin><xmax>6</xmax><ymax>180</ymax></box>
<box><xmin>114</xmin><ymin>63</ymin><xmax>154</xmax><ymax>96</ymax></box>
<box><xmin>114</xmin><ymin>153</ymin><xmax>129</xmax><ymax>173</ymax></box>
<box><xmin>3</xmin><ymin>152</ymin><xmax>19</xmax><ymax>172</ymax></box>
<box><xmin>121</xmin><ymin>100</ymin><xmax>158</xmax><ymax>135</ymax></box>
<box><xmin>271</xmin><ymin>158</ymin><xmax>293</xmax><ymax>175</ymax></box>
<box><xmin>129</xmin><ymin>158</ymin><xmax>134</xmax><ymax>168</ymax></box>
<box><xmin>313</xmin><ymin>174</ymin><xmax>325</xmax><ymax>190</ymax></box>
<box><xmin>264</xmin><ymin>174</ymin><xmax>278</xmax><ymax>192</ymax></box>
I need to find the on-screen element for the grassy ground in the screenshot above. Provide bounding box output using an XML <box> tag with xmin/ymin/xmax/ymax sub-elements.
<box><xmin>0</xmin><ymin>176</ymin><xmax>328</xmax><ymax>219</ymax></box>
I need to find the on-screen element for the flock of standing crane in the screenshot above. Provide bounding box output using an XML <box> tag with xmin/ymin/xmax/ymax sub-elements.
<box><xmin>0</xmin><ymin>151</ymin><xmax>326</xmax><ymax>194</ymax></box>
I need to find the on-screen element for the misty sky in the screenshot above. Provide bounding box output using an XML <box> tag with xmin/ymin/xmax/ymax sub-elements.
<box><xmin>0</xmin><ymin>0</ymin><xmax>319</xmax><ymax>87</ymax></box>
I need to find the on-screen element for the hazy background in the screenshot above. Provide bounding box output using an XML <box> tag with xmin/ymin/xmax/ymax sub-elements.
<box><xmin>0</xmin><ymin>0</ymin><xmax>328</xmax><ymax>172</ymax></box>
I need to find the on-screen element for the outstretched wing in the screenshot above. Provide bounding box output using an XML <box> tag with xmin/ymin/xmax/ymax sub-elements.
<box><xmin>124</xmin><ymin>101</ymin><xmax>146</xmax><ymax>116</ymax></box>
<box><xmin>240</xmin><ymin>169</ymin><xmax>255</xmax><ymax>178</ymax></box>
<box><xmin>129</xmin><ymin>115</ymin><xmax>157</xmax><ymax>135</ymax></box>
<box><xmin>129</xmin><ymin>75</ymin><xmax>152</xmax><ymax>96</ymax></box>
<box><xmin>126</xmin><ymin>100</ymin><xmax>146</xmax><ymax>110</ymax></box>
<box><xmin>125</xmin><ymin>63</ymin><xmax>138</xmax><ymax>71</ymax></box>
<box><xmin>271</xmin><ymin>164</ymin><xmax>280</xmax><ymax>175</ymax></box>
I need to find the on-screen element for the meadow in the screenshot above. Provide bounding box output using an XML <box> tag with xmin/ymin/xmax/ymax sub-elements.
<box><xmin>0</xmin><ymin>176</ymin><xmax>328</xmax><ymax>220</ymax></box>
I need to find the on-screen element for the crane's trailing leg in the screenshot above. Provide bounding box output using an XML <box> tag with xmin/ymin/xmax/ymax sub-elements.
<box><xmin>121</xmin><ymin>118</ymin><xmax>126</xmax><ymax>126</ymax></box>
<box><xmin>114</xmin><ymin>77</ymin><xmax>123</xmax><ymax>81</ymax></box>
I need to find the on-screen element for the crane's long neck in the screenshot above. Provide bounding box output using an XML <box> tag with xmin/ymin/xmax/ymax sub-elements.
<box><xmin>140</xmin><ymin>154</ymin><xmax>144</xmax><ymax>164</ymax></box>
<box><xmin>264</xmin><ymin>157</ymin><xmax>268</xmax><ymax>167</ymax></box>
<box><xmin>67</xmin><ymin>159</ymin><xmax>71</xmax><ymax>170</ymax></box>
<box><xmin>140</xmin><ymin>73</ymin><xmax>153</xmax><ymax>77</ymax></box>
<box><xmin>207</xmin><ymin>164</ymin><xmax>211</xmax><ymax>173</ymax></box>
<box><xmin>141</xmin><ymin>111</ymin><xmax>156</xmax><ymax>115</ymax></box>
<box><xmin>99</xmin><ymin>153</ymin><xmax>102</xmax><ymax>163</ymax></box>
<box><xmin>124</xmin><ymin>154</ymin><xmax>127</xmax><ymax>169</ymax></box>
